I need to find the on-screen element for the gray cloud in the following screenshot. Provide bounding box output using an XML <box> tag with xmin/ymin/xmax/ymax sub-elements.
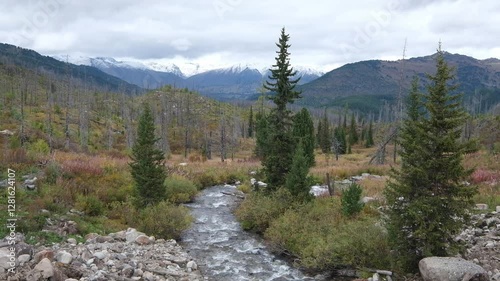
<box><xmin>0</xmin><ymin>0</ymin><xmax>498</xmax><ymax>71</ymax></box>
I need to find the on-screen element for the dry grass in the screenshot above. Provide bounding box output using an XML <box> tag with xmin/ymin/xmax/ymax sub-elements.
<box><xmin>311</xmin><ymin>146</ymin><xmax>392</xmax><ymax>181</ymax></box>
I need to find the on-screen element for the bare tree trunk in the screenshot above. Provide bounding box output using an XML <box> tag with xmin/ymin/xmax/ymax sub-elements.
<box><xmin>161</xmin><ymin>93</ymin><xmax>170</xmax><ymax>155</ymax></box>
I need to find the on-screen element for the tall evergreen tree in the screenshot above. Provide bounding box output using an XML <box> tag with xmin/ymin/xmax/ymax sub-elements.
<box><xmin>292</xmin><ymin>108</ymin><xmax>315</xmax><ymax>167</ymax></box>
<box><xmin>130</xmin><ymin>103</ymin><xmax>167</xmax><ymax>208</ymax></box>
<box><xmin>333</xmin><ymin>126</ymin><xmax>347</xmax><ymax>154</ymax></box>
<box><xmin>365</xmin><ymin>120</ymin><xmax>374</xmax><ymax>147</ymax></box>
<box><xmin>285</xmin><ymin>141</ymin><xmax>313</xmax><ymax>201</ymax></box>
<box><xmin>349</xmin><ymin>113</ymin><xmax>359</xmax><ymax>144</ymax></box>
<box><xmin>385</xmin><ymin>49</ymin><xmax>477</xmax><ymax>272</ymax></box>
<box><xmin>254</xmin><ymin>110</ymin><xmax>269</xmax><ymax>159</ymax></box>
<box><xmin>247</xmin><ymin>106</ymin><xmax>254</xmax><ymax>138</ymax></box>
<box><xmin>318</xmin><ymin>109</ymin><xmax>331</xmax><ymax>153</ymax></box>
<box><xmin>262</xmin><ymin>27</ymin><xmax>302</xmax><ymax>189</ymax></box>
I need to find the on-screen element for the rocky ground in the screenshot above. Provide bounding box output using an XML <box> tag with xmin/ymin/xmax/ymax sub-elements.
<box><xmin>456</xmin><ymin>208</ymin><xmax>500</xmax><ymax>279</ymax></box>
<box><xmin>0</xmin><ymin>227</ymin><xmax>203</xmax><ymax>281</ymax></box>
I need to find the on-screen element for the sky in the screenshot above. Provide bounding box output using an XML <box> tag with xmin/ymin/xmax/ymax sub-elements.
<box><xmin>1</xmin><ymin>0</ymin><xmax>499</xmax><ymax>73</ymax></box>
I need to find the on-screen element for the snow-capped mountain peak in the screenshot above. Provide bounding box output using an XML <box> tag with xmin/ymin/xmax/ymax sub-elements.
<box><xmin>213</xmin><ymin>63</ymin><xmax>261</xmax><ymax>75</ymax></box>
<box><xmin>146</xmin><ymin>62</ymin><xmax>184</xmax><ymax>77</ymax></box>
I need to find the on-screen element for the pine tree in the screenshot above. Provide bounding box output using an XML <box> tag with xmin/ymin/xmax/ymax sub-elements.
<box><xmin>292</xmin><ymin>108</ymin><xmax>315</xmax><ymax>167</ymax></box>
<box><xmin>285</xmin><ymin>141</ymin><xmax>313</xmax><ymax>201</ymax></box>
<box><xmin>385</xmin><ymin>48</ymin><xmax>477</xmax><ymax>272</ymax></box>
<box><xmin>130</xmin><ymin>103</ymin><xmax>167</xmax><ymax>208</ymax></box>
<box><xmin>318</xmin><ymin>109</ymin><xmax>331</xmax><ymax>153</ymax></box>
<box><xmin>247</xmin><ymin>106</ymin><xmax>254</xmax><ymax>138</ymax></box>
<box><xmin>333</xmin><ymin>126</ymin><xmax>347</xmax><ymax>154</ymax></box>
<box><xmin>349</xmin><ymin>113</ymin><xmax>359</xmax><ymax>144</ymax></box>
<box><xmin>365</xmin><ymin>120</ymin><xmax>374</xmax><ymax>147</ymax></box>
<box><xmin>316</xmin><ymin>120</ymin><xmax>323</xmax><ymax>148</ymax></box>
<box><xmin>262</xmin><ymin>27</ymin><xmax>301</xmax><ymax>189</ymax></box>
<box><xmin>254</xmin><ymin>110</ymin><xmax>269</xmax><ymax>159</ymax></box>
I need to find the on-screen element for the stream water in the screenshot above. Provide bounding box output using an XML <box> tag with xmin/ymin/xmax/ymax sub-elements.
<box><xmin>181</xmin><ymin>185</ymin><xmax>320</xmax><ymax>281</ymax></box>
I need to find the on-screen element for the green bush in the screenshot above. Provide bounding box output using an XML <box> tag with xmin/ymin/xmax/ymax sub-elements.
<box><xmin>264</xmin><ymin>197</ymin><xmax>390</xmax><ymax>270</ymax></box>
<box><xmin>17</xmin><ymin>213</ymin><xmax>49</xmax><ymax>233</ymax></box>
<box><xmin>137</xmin><ymin>201</ymin><xmax>193</xmax><ymax>239</ymax></box>
<box><xmin>192</xmin><ymin>170</ymin><xmax>218</xmax><ymax>189</ymax></box>
<box><xmin>165</xmin><ymin>175</ymin><xmax>198</xmax><ymax>203</ymax></box>
<box><xmin>341</xmin><ymin>183</ymin><xmax>364</xmax><ymax>217</ymax></box>
<box><xmin>235</xmin><ymin>188</ymin><xmax>294</xmax><ymax>233</ymax></box>
<box><xmin>44</xmin><ymin>162</ymin><xmax>61</xmax><ymax>185</ymax></box>
<box><xmin>75</xmin><ymin>195</ymin><xmax>104</xmax><ymax>216</ymax></box>
<box><xmin>28</xmin><ymin>139</ymin><xmax>50</xmax><ymax>155</ymax></box>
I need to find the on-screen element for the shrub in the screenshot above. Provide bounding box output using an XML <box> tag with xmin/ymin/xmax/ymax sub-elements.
<box><xmin>165</xmin><ymin>175</ymin><xmax>198</xmax><ymax>203</ymax></box>
<box><xmin>27</xmin><ymin>139</ymin><xmax>50</xmax><ymax>155</ymax></box>
<box><xmin>471</xmin><ymin>169</ymin><xmax>498</xmax><ymax>184</ymax></box>
<box><xmin>137</xmin><ymin>201</ymin><xmax>193</xmax><ymax>239</ymax></box>
<box><xmin>235</xmin><ymin>188</ymin><xmax>294</xmax><ymax>233</ymax></box>
<box><xmin>44</xmin><ymin>162</ymin><xmax>61</xmax><ymax>185</ymax></box>
<box><xmin>75</xmin><ymin>195</ymin><xmax>104</xmax><ymax>216</ymax></box>
<box><xmin>341</xmin><ymin>183</ymin><xmax>364</xmax><ymax>217</ymax></box>
<box><xmin>264</xmin><ymin>197</ymin><xmax>390</xmax><ymax>270</ymax></box>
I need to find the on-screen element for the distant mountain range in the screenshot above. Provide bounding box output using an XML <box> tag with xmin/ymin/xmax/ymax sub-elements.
<box><xmin>0</xmin><ymin>44</ymin><xmax>142</xmax><ymax>95</ymax></box>
<box><xmin>1</xmin><ymin>42</ymin><xmax>499</xmax><ymax>113</ymax></box>
<box><xmin>52</xmin><ymin>55</ymin><xmax>324</xmax><ymax>100</ymax></box>
<box><xmin>298</xmin><ymin>52</ymin><xmax>500</xmax><ymax>113</ymax></box>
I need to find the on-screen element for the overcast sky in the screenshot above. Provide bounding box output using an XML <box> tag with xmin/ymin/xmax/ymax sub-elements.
<box><xmin>1</xmin><ymin>0</ymin><xmax>499</xmax><ymax>72</ymax></box>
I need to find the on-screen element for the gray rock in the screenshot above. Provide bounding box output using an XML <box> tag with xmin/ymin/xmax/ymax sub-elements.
<box><xmin>93</xmin><ymin>250</ymin><xmax>110</xmax><ymax>260</ymax></box>
<box><xmin>135</xmin><ymin>235</ymin><xmax>152</xmax><ymax>245</ymax></box>
<box><xmin>362</xmin><ymin>196</ymin><xmax>377</xmax><ymax>204</ymax></box>
<box><xmin>18</xmin><ymin>254</ymin><xmax>31</xmax><ymax>265</ymax></box>
<box><xmin>496</xmin><ymin>206</ymin><xmax>500</xmax><ymax>213</ymax></box>
<box><xmin>33</xmin><ymin>258</ymin><xmax>55</xmax><ymax>278</ymax></box>
<box><xmin>143</xmin><ymin>271</ymin><xmax>155</xmax><ymax>281</ymax></box>
<box><xmin>187</xmin><ymin>260</ymin><xmax>198</xmax><ymax>271</ymax></box>
<box><xmin>122</xmin><ymin>264</ymin><xmax>134</xmax><ymax>277</ymax></box>
<box><xmin>419</xmin><ymin>257</ymin><xmax>488</xmax><ymax>281</ymax></box>
<box><xmin>33</xmin><ymin>249</ymin><xmax>55</xmax><ymax>263</ymax></box>
<box><xmin>67</xmin><ymin>238</ymin><xmax>77</xmax><ymax>245</ymax></box>
<box><xmin>57</xmin><ymin>250</ymin><xmax>73</xmax><ymax>264</ymax></box>
<box><xmin>476</xmin><ymin>204</ymin><xmax>489</xmax><ymax>210</ymax></box>
<box><xmin>0</xmin><ymin>247</ymin><xmax>15</xmax><ymax>270</ymax></box>
<box><xmin>125</xmin><ymin>228</ymin><xmax>146</xmax><ymax>243</ymax></box>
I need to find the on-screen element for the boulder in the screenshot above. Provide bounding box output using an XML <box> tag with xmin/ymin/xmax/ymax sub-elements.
<box><xmin>34</xmin><ymin>249</ymin><xmax>55</xmax><ymax>263</ymax></box>
<box><xmin>419</xmin><ymin>257</ymin><xmax>488</xmax><ymax>281</ymax></box>
<box><xmin>56</xmin><ymin>250</ymin><xmax>73</xmax><ymax>264</ymax></box>
<box><xmin>125</xmin><ymin>228</ymin><xmax>146</xmax><ymax>243</ymax></box>
<box><xmin>0</xmin><ymin>247</ymin><xmax>15</xmax><ymax>271</ymax></box>
<box><xmin>135</xmin><ymin>235</ymin><xmax>152</xmax><ymax>245</ymax></box>
<box><xmin>18</xmin><ymin>254</ymin><xmax>31</xmax><ymax>265</ymax></box>
<box><xmin>32</xmin><ymin>258</ymin><xmax>54</xmax><ymax>279</ymax></box>
<box><xmin>476</xmin><ymin>204</ymin><xmax>489</xmax><ymax>210</ymax></box>
<box><xmin>186</xmin><ymin>260</ymin><xmax>198</xmax><ymax>272</ymax></box>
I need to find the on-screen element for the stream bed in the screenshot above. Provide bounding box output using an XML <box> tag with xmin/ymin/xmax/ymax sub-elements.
<box><xmin>181</xmin><ymin>185</ymin><xmax>321</xmax><ymax>281</ymax></box>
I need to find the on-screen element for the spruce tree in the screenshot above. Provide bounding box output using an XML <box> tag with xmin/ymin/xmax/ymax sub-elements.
<box><xmin>248</xmin><ymin>106</ymin><xmax>254</xmax><ymax>138</ymax></box>
<box><xmin>365</xmin><ymin>120</ymin><xmax>374</xmax><ymax>147</ymax></box>
<box><xmin>385</xmin><ymin>49</ymin><xmax>477</xmax><ymax>272</ymax></box>
<box><xmin>349</xmin><ymin>113</ymin><xmax>359</xmax><ymax>144</ymax></box>
<box><xmin>285</xmin><ymin>141</ymin><xmax>313</xmax><ymax>201</ymax></box>
<box><xmin>292</xmin><ymin>108</ymin><xmax>315</xmax><ymax>167</ymax></box>
<box><xmin>262</xmin><ymin>27</ymin><xmax>301</xmax><ymax>189</ymax></box>
<box><xmin>130</xmin><ymin>103</ymin><xmax>167</xmax><ymax>208</ymax></box>
<box><xmin>318</xmin><ymin>109</ymin><xmax>331</xmax><ymax>153</ymax></box>
<box><xmin>254</xmin><ymin>110</ymin><xmax>269</xmax><ymax>159</ymax></box>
